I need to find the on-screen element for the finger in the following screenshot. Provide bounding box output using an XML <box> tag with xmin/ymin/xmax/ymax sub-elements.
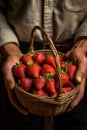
<box><xmin>75</xmin><ymin>59</ymin><xmax>87</xmax><ymax>83</ymax></box>
<box><xmin>4</xmin><ymin>76</ymin><xmax>15</xmax><ymax>89</ymax></box>
<box><xmin>75</xmin><ymin>75</ymin><xmax>83</xmax><ymax>84</ymax></box>
<box><xmin>67</xmin><ymin>76</ymin><xmax>86</xmax><ymax>111</ymax></box>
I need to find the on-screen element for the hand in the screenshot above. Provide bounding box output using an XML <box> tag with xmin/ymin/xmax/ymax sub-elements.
<box><xmin>66</xmin><ymin>39</ymin><xmax>87</xmax><ymax>111</ymax></box>
<box><xmin>2</xmin><ymin>43</ymin><xmax>29</xmax><ymax>115</ymax></box>
<box><xmin>67</xmin><ymin>75</ymin><xmax>86</xmax><ymax>112</ymax></box>
<box><xmin>2</xmin><ymin>43</ymin><xmax>23</xmax><ymax>89</ymax></box>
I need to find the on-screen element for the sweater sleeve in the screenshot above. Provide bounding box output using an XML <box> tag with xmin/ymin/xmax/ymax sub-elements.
<box><xmin>0</xmin><ymin>8</ymin><xmax>19</xmax><ymax>47</ymax></box>
<box><xmin>75</xmin><ymin>15</ymin><xmax>87</xmax><ymax>42</ymax></box>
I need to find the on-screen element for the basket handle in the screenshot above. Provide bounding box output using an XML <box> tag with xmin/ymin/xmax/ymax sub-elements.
<box><xmin>29</xmin><ymin>26</ymin><xmax>62</xmax><ymax>96</ymax></box>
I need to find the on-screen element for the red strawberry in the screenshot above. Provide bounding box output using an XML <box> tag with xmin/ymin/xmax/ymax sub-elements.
<box><xmin>26</xmin><ymin>63</ymin><xmax>41</xmax><ymax>78</ymax></box>
<box><xmin>67</xmin><ymin>64</ymin><xmax>77</xmax><ymax>80</ymax></box>
<box><xmin>61</xmin><ymin>72</ymin><xmax>69</xmax><ymax>85</ymax></box>
<box><xmin>57</xmin><ymin>54</ymin><xmax>63</xmax><ymax>61</ymax></box>
<box><xmin>20</xmin><ymin>54</ymin><xmax>33</xmax><ymax>65</ymax></box>
<box><xmin>54</xmin><ymin>72</ymin><xmax>69</xmax><ymax>88</ymax></box>
<box><xmin>20</xmin><ymin>77</ymin><xmax>33</xmax><ymax>91</ymax></box>
<box><xmin>50</xmin><ymin>91</ymin><xmax>57</xmax><ymax>97</ymax></box>
<box><xmin>62</xmin><ymin>81</ymin><xmax>75</xmax><ymax>93</ymax></box>
<box><xmin>60</xmin><ymin>61</ymin><xmax>66</xmax><ymax>68</ymax></box>
<box><xmin>45</xmin><ymin>55</ymin><xmax>56</xmax><ymax>68</ymax></box>
<box><xmin>33</xmin><ymin>52</ymin><xmax>46</xmax><ymax>65</ymax></box>
<box><xmin>33</xmin><ymin>89</ymin><xmax>48</xmax><ymax>97</ymax></box>
<box><xmin>33</xmin><ymin>77</ymin><xmax>46</xmax><ymax>90</ymax></box>
<box><xmin>45</xmin><ymin>80</ymin><xmax>56</xmax><ymax>93</ymax></box>
<box><xmin>62</xmin><ymin>87</ymin><xmax>73</xmax><ymax>93</ymax></box>
<box><xmin>55</xmin><ymin>81</ymin><xmax>60</xmax><ymax>89</ymax></box>
<box><xmin>63</xmin><ymin>80</ymin><xmax>75</xmax><ymax>89</ymax></box>
<box><xmin>41</xmin><ymin>64</ymin><xmax>55</xmax><ymax>76</ymax></box>
<box><xmin>12</xmin><ymin>63</ymin><xmax>26</xmax><ymax>79</ymax></box>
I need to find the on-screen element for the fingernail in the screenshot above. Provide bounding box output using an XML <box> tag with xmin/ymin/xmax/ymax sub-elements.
<box><xmin>76</xmin><ymin>75</ymin><xmax>82</xmax><ymax>83</ymax></box>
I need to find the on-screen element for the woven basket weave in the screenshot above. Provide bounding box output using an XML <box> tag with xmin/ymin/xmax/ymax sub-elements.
<box><xmin>14</xmin><ymin>26</ymin><xmax>80</xmax><ymax>116</ymax></box>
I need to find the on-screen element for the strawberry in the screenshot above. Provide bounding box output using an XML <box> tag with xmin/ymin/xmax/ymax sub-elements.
<box><xmin>54</xmin><ymin>72</ymin><xmax>69</xmax><ymax>88</ymax></box>
<box><xmin>20</xmin><ymin>77</ymin><xmax>33</xmax><ymax>91</ymax></box>
<box><xmin>45</xmin><ymin>55</ymin><xmax>56</xmax><ymax>68</ymax></box>
<box><xmin>62</xmin><ymin>81</ymin><xmax>75</xmax><ymax>93</ymax></box>
<box><xmin>33</xmin><ymin>89</ymin><xmax>48</xmax><ymax>97</ymax></box>
<box><xmin>12</xmin><ymin>63</ymin><xmax>26</xmax><ymax>79</ymax></box>
<box><xmin>57</xmin><ymin>54</ymin><xmax>63</xmax><ymax>61</ymax></box>
<box><xmin>66</xmin><ymin>64</ymin><xmax>77</xmax><ymax>80</ymax></box>
<box><xmin>20</xmin><ymin>54</ymin><xmax>33</xmax><ymax>65</ymax></box>
<box><xmin>60</xmin><ymin>61</ymin><xmax>66</xmax><ymax>68</ymax></box>
<box><xmin>61</xmin><ymin>72</ymin><xmax>69</xmax><ymax>85</ymax></box>
<box><xmin>40</xmin><ymin>64</ymin><xmax>55</xmax><ymax>76</ymax></box>
<box><xmin>62</xmin><ymin>87</ymin><xmax>73</xmax><ymax>93</ymax></box>
<box><xmin>50</xmin><ymin>91</ymin><xmax>57</xmax><ymax>97</ymax></box>
<box><xmin>26</xmin><ymin>63</ymin><xmax>41</xmax><ymax>78</ymax></box>
<box><xmin>33</xmin><ymin>52</ymin><xmax>46</xmax><ymax>65</ymax></box>
<box><xmin>63</xmin><ymin>80</ymin><xmax>75</xmax><ymax>89</ymax></box>
<box><xmin>33</xmin><ymin>77</ymin><xmax>46</xmax><ymax>90</ymax></box>
<box><xmin>45</xmin><ymin>80</ymin><xmax>56</xmax><ymax>93</ymax></box>
<box><xmin>55</xmin><ymin>81</ymin><xmax>60</xmax><ymax>89</ymax></box>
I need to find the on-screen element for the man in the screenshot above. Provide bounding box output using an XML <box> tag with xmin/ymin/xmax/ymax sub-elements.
<box><xmin>0</xmin><ymin>0</ymin><xmax>87</xmax><ymax>129</ymax></box>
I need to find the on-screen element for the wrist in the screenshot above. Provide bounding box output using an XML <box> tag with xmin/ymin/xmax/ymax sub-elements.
<box><xmin>74</xmin><ymin>38</ymin><xmax>87</xmax><ymax>48</ymax></box>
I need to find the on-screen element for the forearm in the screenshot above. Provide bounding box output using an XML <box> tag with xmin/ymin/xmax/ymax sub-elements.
<box><xmin>74</xmin><ymin>38</ymin><xmax>87</xmax><ymax>48</ymax></box>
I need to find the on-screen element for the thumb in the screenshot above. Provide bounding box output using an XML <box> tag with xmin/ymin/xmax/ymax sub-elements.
<box><xmin>75</xmin><ymin>62</ymin><xmax>86</xmax><ymax>84</ymax></box>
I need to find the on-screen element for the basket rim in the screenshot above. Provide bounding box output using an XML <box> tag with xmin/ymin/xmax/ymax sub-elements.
<box><xmin>27</xmin><ymin>49</ymin><xmax>67</xmax><ymax>58</ymax></box>
<box><xmin>14</xmin><ymin>82</ymin><xmax>80</xmax><ymax>105</ymax></box>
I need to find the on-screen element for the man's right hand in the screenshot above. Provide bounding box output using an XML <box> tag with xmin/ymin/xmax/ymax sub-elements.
<box><xmin>1</xmin><ymin>43</ymin><xmax>29</xmax><ymax>115</ymax></box>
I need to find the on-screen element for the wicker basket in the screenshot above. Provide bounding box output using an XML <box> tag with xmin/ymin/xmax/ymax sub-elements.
<box><xmin>14</xmin><ymin>26</ymin><xmax>80</xmax><ymax>116</ymax></box>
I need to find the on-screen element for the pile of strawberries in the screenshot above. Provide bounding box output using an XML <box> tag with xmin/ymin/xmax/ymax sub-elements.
<box><xmin>12</xmin><ymin>51</ymin><xmax>77</xmax><ymax>97</ymax></box>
